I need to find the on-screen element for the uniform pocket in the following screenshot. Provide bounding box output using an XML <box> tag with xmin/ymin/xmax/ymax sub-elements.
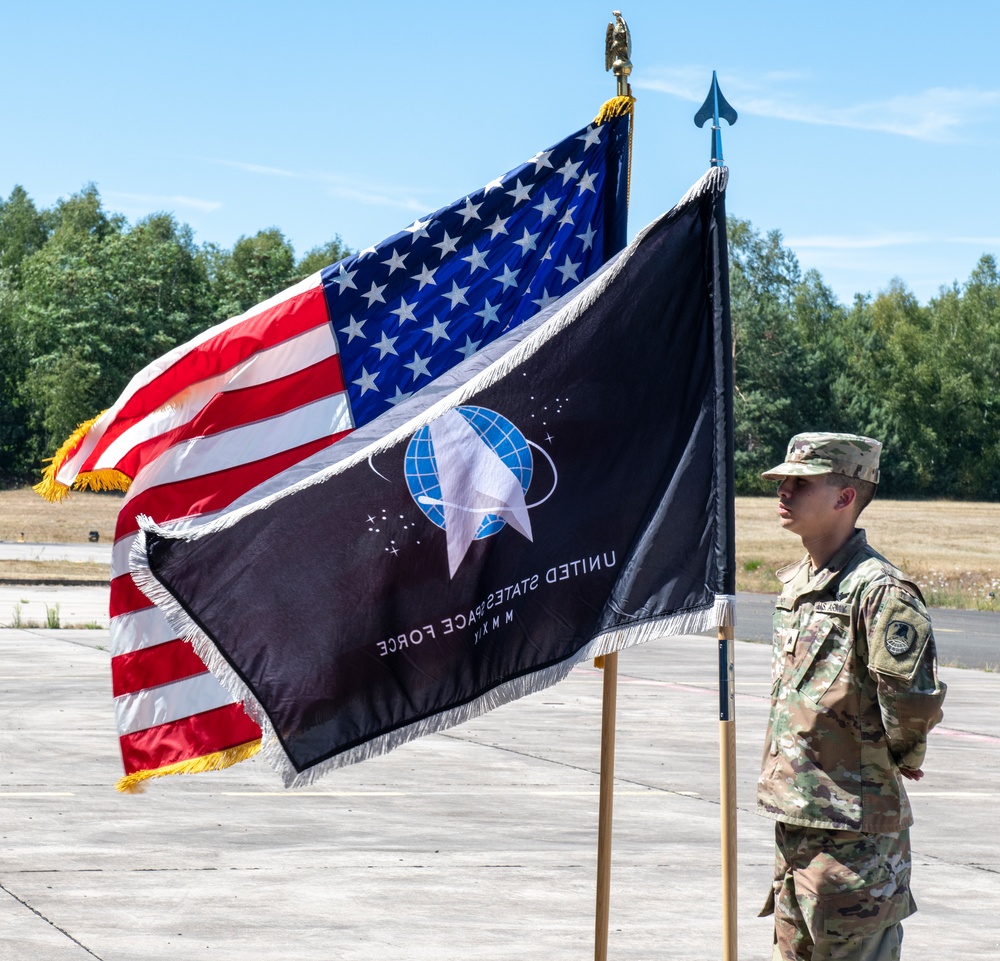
<box><xmin>817</xmin><ymin>878</ymin><xmax>915</xmax><ymax>942</ymax></box>
<box><xmin>778</xmin><ymin>827</ymin><xmax>915</xmax><ymax>945</ymax></box>
<box><xmin>788</xmin><ymin>614</ymin><xmax>850</xmax><ymax>704</ymax></box>
<box><xmin>772</xmin><ymin>602</ymin><xmax>796</xmax><ymax>686</ymax></box>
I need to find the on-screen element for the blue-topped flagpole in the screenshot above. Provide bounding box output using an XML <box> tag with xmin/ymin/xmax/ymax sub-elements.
<box><xmin>697</xmin><ymin>70</ymin><xmax>739</xmax><ymax>961</ymax></box>
<box><xmin>695</xmin><ymin>70</ymin><xmax>738</xmax><ymax>168</ymax></box>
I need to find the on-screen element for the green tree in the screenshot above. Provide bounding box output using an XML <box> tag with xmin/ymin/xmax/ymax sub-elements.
<box><xmin>727</xmin><ymin>220</ymin><xmax>862</xmax><ymax>493</ymax></box>
<box><xmin>729</xmin><ymin>218</ymin><xmax>812</xmax><ymax>491</ymax></box>
<box><xmin>17</xmin><ymin>188</ymin><xmax>213</xmax><ymax>449</ymax></box>
<box><xmin>0</xmin><ymin>187</ymin><xmax>53</xmax><ymax>481</ymax></box>
<box><xmin>0</xmin><ymin>186</ymin><xmax>361</xmax><ymax>485</ymax></box>
<box><xmin>294</xmin><ymin>235</ymin><xmax>351</xmax><ymax>280</ymax></box>
<box><xmin>204</xmin><ymin>228</ymin><xmax>296</xmax><ymax>320</ymax></box>
<box><xmin>0</xmin><ymin>287</ymin><xmax>42</xmax><ymax>483</ymax></box>
<box><xmin>6</xmin><ymin>183</ymin><xmax>993</xmax><ymax>499</ymax></box>
<box><xmin>922</xmin><ymin>256</ymin><xmax>1000</xmax><ymax>497</ymax></box>
<box><xmin>846</xmin><ymin>281</ymin><xmax>936</xmax><ymax>495</ymax></box>
<box><xmin>0</xmin><ymin>185</ymin><xmax>52</xmax><ymax>279</ymax></box>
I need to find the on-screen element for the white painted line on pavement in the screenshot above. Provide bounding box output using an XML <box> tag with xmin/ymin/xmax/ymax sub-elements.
<box><xmin>933</xmin><ymin>727</ymin><xmax>1000</xmax><ymax>744</ymax></box>
<box><xmin>220</xmin><ymin>791</ymin><xmax>406</xmax><ymax>797</ymax></box>
<box><xmin>220</xmin><ymin>789</ymin><xmax>668</xmax><ymax>798</ymax></box>
<box><xmin>0</xmin><ymin>792</ymin><xmax>76</xmax><ymax>797</ymax></box>
<box><xmin>907</xmin><ymin>791</ymin><xmax>996</xmax><ymax>798</ymax></box>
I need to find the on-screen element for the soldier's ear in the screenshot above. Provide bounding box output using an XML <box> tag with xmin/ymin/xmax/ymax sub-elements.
<box><xmin>833</xmin><ymin>485</ymin><xmax>857</xmax><ymax>513</ymax></box>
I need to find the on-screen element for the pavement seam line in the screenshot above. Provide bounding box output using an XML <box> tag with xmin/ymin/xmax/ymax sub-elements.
<box><xmin>436</xmin><ymin>731</ymin><xmax>734</xmax><ymax>805</ymax></box>
<box><xmin>0</xmin><ymin>880</ymin><xmax>105</xmax><ymax>959</ymax></box>
<box><xmin>919</xmin><ymin>852</ymin><xmax>1000</xmax><ymax>876</ymax></box>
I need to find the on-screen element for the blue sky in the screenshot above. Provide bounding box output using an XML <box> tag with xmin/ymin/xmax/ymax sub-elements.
<box><xmin>3</xmin><ymin>1</ymin><xmax>997</xmax><ymax>305</ymax></box>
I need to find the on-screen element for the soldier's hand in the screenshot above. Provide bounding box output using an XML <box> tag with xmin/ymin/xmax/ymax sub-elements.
<box><xmin>899</xmin><ymin>767</ymin><xmax>924</xmax><ymax>781</ymax></box>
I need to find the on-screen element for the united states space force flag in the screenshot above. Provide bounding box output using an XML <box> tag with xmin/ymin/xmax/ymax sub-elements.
<box><xmin>131</xmin><ymin>167</ymin><xmax>735</xmax><ymax>788</ymax></box>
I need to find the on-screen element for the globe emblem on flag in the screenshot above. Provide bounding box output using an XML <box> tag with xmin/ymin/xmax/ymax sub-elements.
<box><xmin>406</xmin><ymin>407</ymin><xmax>532</xmax><ymax>537</ymax></box>
<box><xmin>404</xmin><ymin>405</ymin><xmax>558</xmax><ymax>577</ymax></box>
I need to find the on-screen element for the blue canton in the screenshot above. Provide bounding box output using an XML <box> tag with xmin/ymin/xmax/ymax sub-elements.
<box><xmin>320</xmin><ymin>119</ymin><xmax>622</xmax><ymax>429</ymax></box>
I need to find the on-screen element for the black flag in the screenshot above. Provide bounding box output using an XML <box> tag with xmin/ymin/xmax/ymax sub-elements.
<box><xmin>133</xmin><ymin>169</ymin><xmax>735</xmax><ymax>788</ymax></box>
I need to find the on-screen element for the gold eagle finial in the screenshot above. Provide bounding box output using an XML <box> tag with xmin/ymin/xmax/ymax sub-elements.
<box><xmin>605</xmin><ymin>10</ymin><xmax>632</xmax><ymax>89</ymax></box>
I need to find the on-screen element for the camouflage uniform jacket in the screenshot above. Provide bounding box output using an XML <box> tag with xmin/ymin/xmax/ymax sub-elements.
<box><xmin>758</xmin><ymin>529</ymin><xmax>947</xmax><ymax>833</ymax></box>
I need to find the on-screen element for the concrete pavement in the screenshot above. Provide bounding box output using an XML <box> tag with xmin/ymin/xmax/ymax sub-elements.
<box><xmin>736</xmin><ymin>592</ymin><xmax>1000</xmax><ymax>671</ymax></box>
<box><xmin>1</xmin><ymin>625</ymin><xmax>997</xmax><ymax>960</ymax></box>
<box><xmin>0</xmin><ymin>543</ymin><xmax>112</xmax><ymax>565</ymax></box>
<box><xmin>0</xmin><ymin>586</ymin><xmax>110</xmax><ymax>630</ymax></box>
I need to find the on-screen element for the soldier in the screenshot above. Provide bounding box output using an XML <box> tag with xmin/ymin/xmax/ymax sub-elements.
<box><xmin>757</xmin><ymin>433</ymin><xmax>947</xmax><ymax>961</ymax></box>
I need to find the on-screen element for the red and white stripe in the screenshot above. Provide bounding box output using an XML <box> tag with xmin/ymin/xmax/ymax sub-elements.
<box><xmin>55</xmin><ymin>274</ymin><xmax>358</xmax><ymax>781</ymax></box>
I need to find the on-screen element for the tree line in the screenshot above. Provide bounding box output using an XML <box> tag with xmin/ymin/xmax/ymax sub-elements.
<box><xmin>729</xmin><ymin>218</ymin><xmax>1000</xmax><ymax>498</ymax></box>
<box><xmin>1</xmin><ymin>184</ymin><xmax>998</xmax><ymax>498</ymax></box>
<box><xmin>0</xmin><ymin>185</ymin><xmax>348</xmax><ymax>483</ymax></box>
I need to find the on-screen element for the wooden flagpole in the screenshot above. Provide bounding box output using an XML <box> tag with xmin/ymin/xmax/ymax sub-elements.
<box><xmin>594</xmin><ymin>14</ymin><xmax>633</xmax><ymax>961</ymax></box>
<box><xmin>719</xmin><ymin>625</ymin><xmax>738</xmax><ymax>961</ymax></box>
<box><xmin>594</xmin><ymin>651</ymin><xmax>619</xmax><ymax>961</ymax></box>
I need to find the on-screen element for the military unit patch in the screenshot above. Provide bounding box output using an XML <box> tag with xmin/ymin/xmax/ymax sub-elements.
<box><xmin>870</xmin><ymin>594</ymin><xmax>931</xmax><ymax>680</ymax></box>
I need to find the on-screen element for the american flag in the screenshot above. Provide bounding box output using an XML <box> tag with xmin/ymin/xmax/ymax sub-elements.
<box><xmin>39</xmin><ymin>105</ymin><xmax>631</xmax><ymax>790</ymax></box>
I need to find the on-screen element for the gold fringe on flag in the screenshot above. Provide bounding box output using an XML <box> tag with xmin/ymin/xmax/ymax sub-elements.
<box><xmin>115</xmin><ymin>738</ymin><xmax>262</xmax><ymax>793</ymax></box>
<box><xmin>64</xmin><ymin>467</ymin><xmax>131</xmax><ymax>496</ymax></box>
<box><xmin>593</xmin><ymin>94</ymin><xmax>636</xmax><ymax>208</ymax></box>
<box><xmin>593</xmin><ymin>94</ymin><xmax>635</xmax><ymax>124</ymax></box>
<box><xmin>33</xmin><ymin>411</ymin><xmax>132</xmax><ymax>502</ymax></box>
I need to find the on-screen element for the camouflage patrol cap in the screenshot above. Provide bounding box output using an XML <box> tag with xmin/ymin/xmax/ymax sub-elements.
<box><xmin>761</xmin><ymin>432</ymin><xmax>882</xmax><ymax>484</ymax></box>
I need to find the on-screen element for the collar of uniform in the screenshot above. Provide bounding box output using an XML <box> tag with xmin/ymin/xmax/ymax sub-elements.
<box><xmin>776</xmin><ymin>556</ymin><xmax>808</xmax><ymax>585</ymax></box>
<box><xmin>778</xmin><ymin>529</ymin><xmax>868</xmax><ymax>600</ymax></box>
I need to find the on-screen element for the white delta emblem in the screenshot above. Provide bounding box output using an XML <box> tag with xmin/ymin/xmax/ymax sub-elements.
<box><xmin>404</xmin><ymin>406</ymin><xmax>557</xmax><ymax>577</ymax></box>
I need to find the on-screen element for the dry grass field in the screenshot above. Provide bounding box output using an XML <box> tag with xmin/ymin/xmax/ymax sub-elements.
<box><xmin>0</xmin><ymin>488</ymin><xmax>122</xmax><ymax>583</ymax></box>
<box><xmin>1</xmin><ymin>488</ymin><xmax>999</xmax><ymax>607</ymax></box>
<box><xmin>737</xmin><ymin>496</ymin><xmax>1000</xmax><ymax>608</ymax></box>
<box><xmin>0</xmin><ymin>487</ymin><xmax>123</xmax><ymax>544</ymax></box>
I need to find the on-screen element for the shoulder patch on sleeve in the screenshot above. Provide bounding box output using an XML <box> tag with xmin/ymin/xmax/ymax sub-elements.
<box><xmin>869</xmin><ymin>593</ymin><xmax>932</xmax><ymax>680</ymax></box>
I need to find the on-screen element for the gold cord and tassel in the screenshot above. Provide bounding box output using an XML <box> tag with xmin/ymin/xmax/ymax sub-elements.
<box><xmin>593</xmin><ymin>94</ymin><xmax>634</xmax><ymax>124</ymax></box>
<box><xmin>33</xmin><ymin>411</ymin><xmax>132</xmax><ymax>502</ymax></box>
<box><xmin>115</xmin><ymin>739</ymin><xmax>262</xmax><ymax>793</ymax></box>
<box><xmin>593</xmin><ymin>94</ymin><xmax>635</xmax><ymax>208</ymax></box>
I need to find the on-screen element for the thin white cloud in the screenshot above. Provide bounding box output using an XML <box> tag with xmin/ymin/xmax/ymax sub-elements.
<box><xmin>636</xmin><ymin>68</ymin><xmax>1000</xmax><ymax>142</ymax></box>
<box><xmin>209</xmin><ymin>156</ymin><xmax>434</xmax><ymax>214</ymax></box>
<box><xmin>746</xmin><ymin>87</ymin><xmax>1000</xmax><ymax>142</ymax></box>
<box><xmin>326</xmin><ymin>184</ymin><xmax>428</xmax><ymax>213</ymax></box>
<box><xmin>636</xmin><ymin>68</ymin><xmax>709</xmax><ymax>103</ymax></box>
<box><xmin>104</xmin><ymin>190</ymin><xmax>222</xmax><ymax>213</ymax></box>
<box><xmin>213</xmin><ymin>159</ymin><xmax>299</xmax><ymax>178</ymax></box>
